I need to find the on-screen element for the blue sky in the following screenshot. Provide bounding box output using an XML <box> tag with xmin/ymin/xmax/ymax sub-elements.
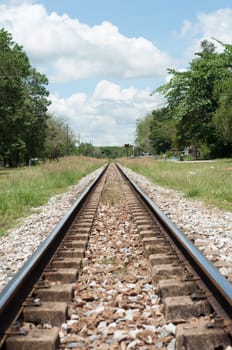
<box><xmin>1</xmin><ymin>0</ymin><xmax>232</xmax><ymax>146</ymax></box>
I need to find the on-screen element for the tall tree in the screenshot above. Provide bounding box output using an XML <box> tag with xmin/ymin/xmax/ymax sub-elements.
<box><xmin>0</xmin><ymin>29</ymin><xmax>50</xmax><ymax>166</ymax></box>
<box><xmin>213</xmin><ymin>79</ymin><xmax>232</xmax><ymax>145</ymax></box>
<box><xmin>22</xmin><ymin>68</ymin><xmax>50</xmax><ymax>162</ymax></box>
<box><xmin>44</xmin><ymin>115</ymin><xmax>77</xmax><ymax>160</ymax></box>
<box><xmin>212</xmin><ymin>41</ymin><xmax>232</xmax><ymax>146</ymax></box>
<box><xmin>150</xmin><ymin>108</ymin><xmax>176</xmax><ymax>154</ymax></box>
<box><xmin>155</xmin><ymin>40</ymin><xmax>232</xmax><ymax>158</ymax></box>
<box><xmin>135</xmin><ymin>114</ymin><xmax>153</xmax><ymax>153</ymax></box>
<box><xmin>78</xmin><ymin>142</ymin><xmax>95</xmax><ymax>157</ymax></box>
<box><xmin>0</xmin><ymin>29</ymin><xmax>30</xmax><ymax>165</ymax></box>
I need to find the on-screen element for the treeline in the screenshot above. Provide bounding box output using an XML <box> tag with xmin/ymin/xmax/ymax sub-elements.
<box><xmin>136</xmin><ymin>40</ymin><xmax>232</xmax><ymax>159</ymax></box>
<box><xmin>0</xmin><ymin>29</ymin><xmax>77</xmax><ymax>167</ymax></box>
<box><xmin>78</xmin><ymin>145</ymin><xmax>127</xmax><ymax>159</ymax></box>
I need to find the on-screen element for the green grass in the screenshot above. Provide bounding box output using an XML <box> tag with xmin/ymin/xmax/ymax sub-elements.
<box><xmin>119</xmin><ymin>158</ymin><xmax>232</xmax><ymax>212</ymax></box>
<box><xmin>0</xmin><ymin>156</ymin><xmax>105</xmax><ymax>237</ymax></box>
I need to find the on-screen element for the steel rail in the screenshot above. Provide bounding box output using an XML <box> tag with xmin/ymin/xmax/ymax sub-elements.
<box><xmin>0</xmin><ymin>164</ymin><xmax>108</xmax><ymax>341</ymax></box>
<box><xmin>117</xmin><ymin>164</ymin><xmax>232</xmax><ymax>325</ymax></box>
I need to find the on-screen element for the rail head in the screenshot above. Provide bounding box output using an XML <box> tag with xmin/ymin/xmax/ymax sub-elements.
<box><xmin>117</xmin><ymin>163</ymin><xmax>232</xmax><ymax>325</ymax></box>
<box><xmin>0</xmin><ymin>164</ymin><xmax>108</xmax><ymax>340</ymax></box>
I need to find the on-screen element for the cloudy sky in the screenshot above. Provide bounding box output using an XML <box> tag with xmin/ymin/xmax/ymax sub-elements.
<box><xmin>1</xmin><ymin>0</ymin><xmax>232</xmax><ymax>146</ymax></box>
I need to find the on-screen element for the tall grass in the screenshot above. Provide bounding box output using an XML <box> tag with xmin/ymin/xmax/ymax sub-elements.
<box><xmin>119</xmin><ymin>158</ymin><xmax>232</xmax><ymax>212</ymax></box>
<box><xmin>0</xmin><ymin>156</ymin><xmax>105</xmax><ymax>236</ymax></box>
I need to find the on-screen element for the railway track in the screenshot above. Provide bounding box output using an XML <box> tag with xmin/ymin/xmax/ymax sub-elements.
<box><xmin>0</xmin><ymin>163</ymin><xmax>231</xmax><ymax>349</ymax></box>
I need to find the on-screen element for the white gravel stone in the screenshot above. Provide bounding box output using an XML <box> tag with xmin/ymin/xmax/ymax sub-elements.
<box><xmin>122</xmin><ymin>166</ymin><xmax>232</xmax><ymax>279</ymax></box>
<box><xmin>1</xmin><ymin>163</ymin><xmax>232</xmax><ymax>350</ymax></box>
<box><xmin>0</xmin><ymin>166</ymin><xmax>104</xmax><ymax>292</ymax></box>
<box><xmin>167</xmin><ymin>338</ymin><xmax>176</xmax><ymax>350</ymax></box>
<box><xmin>161</xmin><ymin>323</ymin><xmax>176</xmax><ymax>336</ymax></box>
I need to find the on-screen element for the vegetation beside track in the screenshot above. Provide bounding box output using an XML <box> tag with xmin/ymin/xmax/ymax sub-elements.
<box><xmin>119</xmin><ymin>157</ymin><xmax>232</xmax><ymax>212</ymax></box>
<box><xmin>0</xmin><ymin>156</ymin><xmax>105</xmax><ymax>237</ymax></box>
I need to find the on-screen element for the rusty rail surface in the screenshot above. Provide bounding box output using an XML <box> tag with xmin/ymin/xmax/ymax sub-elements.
<box><xmin>117</xmin><ymin>163</ymin><xmax>232</xmax><ymax>333</ymax></box>
<box><xmin>0</xmin><ymin>164</ymin><xmax>108</xmax><ymax>343</ymax></box>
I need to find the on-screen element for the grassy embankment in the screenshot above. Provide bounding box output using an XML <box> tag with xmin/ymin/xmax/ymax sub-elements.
<box><xmin>0</xmin><ymin>156</ymin><xmax>105</xmax><ymax>237</ymax></box>
<box><xmin>119</xmin><ymin>158</ymin><xmax>232</xmax><ymax>212</ymax></box>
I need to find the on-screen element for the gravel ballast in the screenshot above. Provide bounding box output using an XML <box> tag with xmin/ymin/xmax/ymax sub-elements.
<box><xmin>0</xmin><ymin>165</ymin><xmax>231</xmax><ymax>292</ymax></box>
<box><xmin>0</xmin><ymin>167</ymin><xmax>104</xmax><ymax>291</ymax></box>
<box><xmin>122</xmin><ymin>166</ymin><xmax>232</xmax><ymax>280</ymax></box>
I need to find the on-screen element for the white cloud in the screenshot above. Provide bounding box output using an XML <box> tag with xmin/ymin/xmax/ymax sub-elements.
<box><xmin>179</xmin><ymin>20</ymin><xmax>193</xmax><ymax>38</ymax></box>
<box><xmin>93</xmin><ymin>80</ymin><xmax>137</xmax><ymax>101</ymax></box>
<box><xmin>197</xmin><ymin>9</ymin><xmax>232</xmax><ymax>43</ymax></box>
<box><xmin>49</xmin><ymin>81</ymin><xmax>166</xmax><ymax>146</ymax></box>
<box><xmin>179</xmin><ymin>8</ymin><xmax>232</xmax><ymax>57</ymax></box>
<box><xmin>0</xmin><ymin>1</ymin><xmax>171</xmax><ymax>82</ymax></box>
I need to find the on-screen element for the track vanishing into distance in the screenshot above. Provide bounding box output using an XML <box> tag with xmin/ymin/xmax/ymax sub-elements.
<box><xmin>0</xmin><ymin>163</ymin><xmax>232</xmax><ymax>350</ymax></box>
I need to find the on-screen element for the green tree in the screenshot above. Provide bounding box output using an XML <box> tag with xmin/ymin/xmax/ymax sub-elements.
<box><xmin>155</xmin><ymin>40</ymin><xmax>232</xmax><ymax>158</ymax></box>
<box><xmin>135</xmin><ymin>114</ymin><xmax>153</xmax><ymax>153</ymax></box>
<box><xmin>78</xmin><ymin>142</ymin><xmax>95</xmax><ymax>157</ymax></box>
<box><xmin>23</xmin><ymin>68</ymin><xmax>50</xmax><ymax>161</ymax></box>
<box><xmin>98</xmin><ymin>146</ymin><xmax>125</xmax><ymax>158</ymax></box>
<box><xmin>0</xmin><ymin>29</ymin><xmax>30</xmax><ymax>165</ymax></box>
<box><xmin>212</xmin><ymin>42</ymin><xmax>232</xmax><ymax>147</ymax></box>
<box><xmin>44</xmin><ymin>115</ymin><xmax>77</xmax><ymax>160</ymax></box>
<box><xmin>213</xmin><ymin>78</ymin><xmax>232</xmax><ymax>145</ymax></box>
<box><xmin>0</xmin><ymin>29</ymin><xmax>51</xmax><ymax>166</ymax></box>
<box><xmin>150</xmin><ymin>108</ymin><xmax>176</xmax><ymax>154</ymax></box>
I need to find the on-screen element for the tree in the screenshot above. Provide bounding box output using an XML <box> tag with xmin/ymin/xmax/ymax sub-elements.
<box><xmin>44</xmin><ymin>115</ymin><xmax>77</xmax><ymax>160</ymax></box>
<box><xmin>78</xmin><ymin>142</ymin><xmax>95</xmax><ymax>157</ymax></box>
<box><xmin>97</xmin><ymin>146</ymin><xmax>125</xmax><ymax>158</ymax></box>
<box><xmin>0</xmin><ymin>29</ymin><xmax>51</xmax><ymax>166</ymax></box>
<box><xmin>135</xmin><ymin>114</ymin><xmax>153</xmax><ymax>153</ymax></box>
<box><xmin>150</xmin><ymin>108</ymin><xmax>176</xmax><ymax>154</ymax></box>
<box><xmin>20</xmin><ymin>68</ymin><xmax>51</xmax><ymax>163</ymax></box>
<box><xmin>212</xmin><ymin>41</ymin><xmax>232</xmax><ymax>146</ymax></box>
<box><xmin>213</xmin><ymin>79</ymin><xmax>232</xmax><ymax>145</ymax></box>
<box><xmin>155</xmin><ymin>40</ymin><xmax>232</xmax><ymax>158</ymax></box>
<box><xmin>0</xmin><ymin>29</ymin><xmax>30</xmax><ymax>165</ymax></box>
